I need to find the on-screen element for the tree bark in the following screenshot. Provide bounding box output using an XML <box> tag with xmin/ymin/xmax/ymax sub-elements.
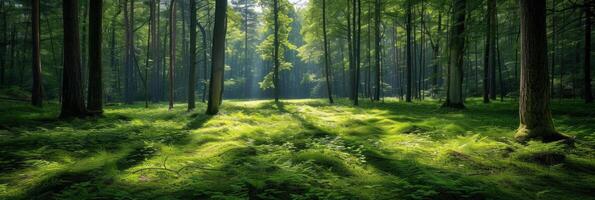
<box><xmin>169</xmin><ymin>0</ymin><xmax>176</xmax><ymax>110</ymax></box>
<box><xmin>406</xmin><ymin>0</ymin><xmax>412</xmax><ymax>102</ymax></box>
<box><xmin>273</xmin><ymin>0</ymin><xmax>280</xmax><ymax>103</ymax></box>
<box><xmin>322</xmin><ymin>0</ymin><xmax>334</xmax><ymax>104</ymax></box>
<box><xmin>443</xmin><ymin>0</ymin><xmax>466</xmax><ymax>109</ymax></box>
<box><xmin>87</xmin><ymin>0</ymin><xmax>103</xmax><ymax>113</ymax></box>
<box><xmin>484</xmin><ymin>0</ymin><xmax>496</xmax><ymax>103</ymax></box>
<box><xmin>61</xmin><ymin>0</ymin><xmax>87</xmax><ymax>118</ymax></box>
<box><xmin>206</xmin><ymin>0</ymin><xmax>227</xmax><ymax>115</ymax></box>
<box><xmin>515</xmin><ymin>0</ymin><xmax>569</xmax><ymax>142</ymax></box>
<box><xmin>188</xmin><ymin>0</ymin><xmax>197</xmax><ymax>111</ymax></box>
<box><xmin>585</xmin><ymin>0</ymin><xmax>593</xmax><ymax>103</ymax></box>
<box><xmin>373</xmin><ymin>0</ymin><xmax>381</xmax><ymax>101</ymax></box>
<box><xmin>31</xmin><ymin>0</ymin><xmax>43</xmax><ymax>107</ymax></box>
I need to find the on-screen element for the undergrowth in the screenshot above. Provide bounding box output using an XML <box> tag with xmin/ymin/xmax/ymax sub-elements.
<box><xmin>0</xmin><ymin>98</ymin><xmax>594</xmax><ymax>200</ymax></box>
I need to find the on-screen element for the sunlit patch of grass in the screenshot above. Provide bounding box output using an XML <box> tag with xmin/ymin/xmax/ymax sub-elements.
<box><xmin>1</xmin><ymin>99</ymin><xmax>594</xmax><ymax>199</ymax></box>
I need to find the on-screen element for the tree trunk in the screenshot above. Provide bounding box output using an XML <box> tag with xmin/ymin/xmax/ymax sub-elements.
<box><xmin>198</xmin><ymin>22</ymin><xmax>208</xmax><ymax>103</ymax></box>
<box><xmin>169</xmin><ymin>0</ymin><xmax>176</xmax><ymax>110</ymax></box>
<box><xmin>87</xmin><ymin>0</ymin><xmax>103</xmax><ymax>113</ymax></box>
<box><xmin>443</xmin><ymin>0</ymin><xmax>466</xmax><ymax>109</ymax></box>
<box><xmin>188</xmin><ymin>0</ymin><xmax>197</xmax><ymax>111</ymax></box>
<box><xmin>206</xmin><ymin>0</ymin><xmax>227</xmax><ymax>115</ymax></box>
<box><xmin>515</xmin><ymin>0</ymin><xmax>569</xmax><ymax>142</ymax></box>
<box><xmin>61</xmin><ymin>0</ymin><xmax>87</xmax><ymax>118</ymax></box>
<box><xmin>273</xmin><ymin>0</ymin><xmax>280</xmax><ymax>103</ymax></box>
<box><xmin>31</xmin><ymin>0</ymin><xmax>43</xmax><ymax>107</ymax></box>
<box><xmin>322</xmin><ymin>0</ymin><xmax>334</xmax><ymax>104</ymax></box>
<box><xmin>406</xmin><ymin>0</ymin><xmax>412</xmax><ymax>102</ymax></box>
<box><xmin>374</xmin><ymin>0</ymin><xmax>381</xmax><ymax>101</ymax></box>
<box><xmin>585</xmin><ymin>0</ymin><xmax>593</xmax><ymax>103</ymax></box>
<box><xmin>484</xmin><ymin>0</ymin><xmax>496</xmax><ymax>103</ymax></box>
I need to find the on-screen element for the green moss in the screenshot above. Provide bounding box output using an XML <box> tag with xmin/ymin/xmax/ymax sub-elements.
<box><xmin>0</xmin><ymin>99</ymin><xmax>594</xmax><ymax>199</ymax></box>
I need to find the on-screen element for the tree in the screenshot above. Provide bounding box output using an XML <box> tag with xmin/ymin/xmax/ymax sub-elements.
<box><xmin>515</xmin><ymin>0</ymin><xmax>570</xmax><ymax>142</ymax></box>
<box><xmin>61</xmin><ymin>0</ymin><xmax>87</xmax><ymax>118</ymax></box>
<box><xmin>484</xmin><ymin>0</ymin><xmax>496</xmax><ymax>103</ymax></box>
<box><xmin>206</xmin><ymin>0</ymin><xmax>228</xmax><ymax>115</ymax></box>
<box><xmin>169</xmin><ymin>0</ymin><xmax>176</xmax><ymax>110</ymax></box>
<box><xmin>124</xmin><ymin>0</ymin><xmax>135</xmax><ymax>104</ymax></box>
<box><xmin>31</xmin><ymin>0</ymin><xmax>42</xmax><ymax>107</ymax></box>
<box><xmin>584</xmin><ymin>0</ymin><xmax>593</xmax><ymax>103</ymax></box>
<box><xmin>188</xmin><ymin>0</ymin><xmax>197</xmax><ymax>111</ymax></box>
<box><xmin>322</xmin><ymin>0</ymin><xmax>334</xmax><ymax>104</ymax></box>
<box><xmin>406</xmin><ymin>0</ymin><xmax>412</xmax><ymax>102</ymax></box>
<box><xmin>273</xmin><ymin>0</ymin><xmax>280</xmax><ymax>102</ymax></box>
<box><xmin>373</xmin><ymin>0</ymin><xmax>381</xmax><ymax>101</ymax></box>
<box><xmin>443</xmin><ymin>0</ymin><xmax>466</xmax><ymax>109</ymax></box>
<box><xmin>87</xmin><ymin>0</ymin><xmax>103</xmax><ymax>114</ymax></box>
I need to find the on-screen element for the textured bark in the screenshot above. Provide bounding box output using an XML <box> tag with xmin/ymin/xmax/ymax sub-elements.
<box><xmin>585</xmin><ymin>0</ymin><xmax>593</xmax><ymax>103</ymax></box>
<box><xmin>169</xmin><ymin>0</ymin><xmax>176</xmax><ymax>110</ymax></box>
<box><xmin>406</xmin><ymin>0</ymin><xmax>412</xmax><ymax>102</ymax></box>
<box><xmin>484</xmin><ymin>0</ymin><xmax>496</xmax><ymax>103</ymax></box>
<box><xmin>273</xmin><ymin>0</ymin><xmax>280</xmax><ymax>103</ymax></box>
<box><xmin>322</xmin><ymin>0</ymin><xmax>334</xmax><ymax>104</ymax></box>
<box><xmin>206</xmin><ymin>0</ymin><xmax>227</xmax><ymax>115</ymax></box>
<box><xmin>373</xmin><ymin>0</ymin><xmax>381</xmax><ymax>101</ymax></box>
<box><xmin>87</xmin><ymin>0</ymin><xmax>103</xmax><ymax>113</ymax></box>
<box><xmin>443</xmin><ymin>0</ymin><xmax>466</xmax><ymax>109</ymax></box>
<box><xmin>515</xmin><ymin>0</ymin><xmax>569</xmax><ymax>142</ymax></box>
<box><xmin>188</xmin><ymin>0</ymin><xmax>197</xmax><ymax>111</ymax></box>
<box><xmin>31</xmin><ymin>0</ymin><xmax>43</xmax><ymax>107</ymax></box>
<box><xmin>61</xmin><ymin>0</ymin><xmax>87</xmax><ymax>118</ymax></box>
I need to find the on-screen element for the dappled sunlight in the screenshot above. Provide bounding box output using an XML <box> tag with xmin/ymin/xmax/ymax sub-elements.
<box><xmin>1</xmin><ymin>99</ymin><xmax>594</xmax><ymax>199</ymax></box>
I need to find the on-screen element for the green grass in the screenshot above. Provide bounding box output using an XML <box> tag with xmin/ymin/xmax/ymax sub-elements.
<box><xmin>0</xmin><ymin>98</ymin><xmax>594</xmax><ymax>200</ymax></box>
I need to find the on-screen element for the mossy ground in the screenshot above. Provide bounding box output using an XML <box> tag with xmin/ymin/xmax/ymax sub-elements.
<box><xmin>0</xmin><ymin>98</ymin><xmax>594</xmax><ymax>200</ymax></box>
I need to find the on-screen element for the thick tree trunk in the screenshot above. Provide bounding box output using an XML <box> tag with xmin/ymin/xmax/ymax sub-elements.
<box><xmin>515</xmin><ymin>0</ymin><xmax>569</xmax><ymax>142</ymax></box>
<box><xmin>198</xmin><ymin>22</ymin><xmax>208</xmax><ymax>103</ymax></box>
<box><xmin>354</xmin><ymin>0</ymin><xmax>361</xmax><ymax>106</ymax></box>
<box><xmin>188</xmin><ymin>0</ymin><xmax>197</xmax><ymax>111</ymax></box>
<box><xmin>322</xmin><ymin>0</ymin><xmax>334</xmax><ymax>104</ymax></box>
<box><xmin>585</xmin><ymin>0</ymin><xmax>593</xmax><ymax>103</ymax></box>
<box><xmin>484</xmin><ymin>0</ymin><xmax>496</xmax><ymax>103</ymax></box>
<box><xmin>206</xmin><ymin>0</ymin><xmax>227</xmax><ymax>115</ymax></box>
<box><xmin>169</xmin><ymin>0</ymin><xmax>176</xmax><ymax>110</ymax></box>
<box><xmin>31</xmin><ymin>0</ymin><xmax>43</xmax><ymax>107</ymax></box>
<box><xmin>1</xmin><ymin>2</ymin><xmax>7</xmax><ymax>86</ymax></box>
<box><xmin>61</xmin><ymin>0</ymin><xmax>87</xmax><ymax>118</ymax></box>
<box><xmin>87</xmin><ymin>0</ymin><xmax>103</xmax><ymax>114</ymax></box>
<box><xmin>443</xmin><ymin>0</ymin><xmax>466</xmax><ymax>109</ymax></box>
<box><xmin>406</xmin><ymin>0</ymin><xmax>412</xmax><ymax>102</ymax></box>
<box><xmin>273</xmin><ymin>0</ymin><xmax>280</xmax><ymax>103</ymax></box>
<box><xmin>374</xmin><ymin>0</ymin><xmax>381</xmax><ymax>101</ymax></box>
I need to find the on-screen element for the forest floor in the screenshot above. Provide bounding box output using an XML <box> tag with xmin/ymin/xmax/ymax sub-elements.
<box><xmin>0</xmin><ymin>98</ymin><xmax>594</xmax><ymax>200</ymax></box>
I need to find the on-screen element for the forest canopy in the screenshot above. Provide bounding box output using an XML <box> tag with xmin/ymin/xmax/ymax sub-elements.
<box><xmin>0</xmin><ymin>0</ymin><xmax>594</xmax><ymax>199</ymax></box>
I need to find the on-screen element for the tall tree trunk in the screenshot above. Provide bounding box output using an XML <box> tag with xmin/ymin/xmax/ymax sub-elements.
<box><xmin>87</xmin><ymin>0</ymin><xmax>103</xmax><ymax>113</ymax></box>
<box><xmin>169</xmin><ymin>0</ymin><xmax>176</xmax><ymax>110</ymax></box>
<box><xmin>354</xmin><ymin>0</ymin><xmax>361</xmax><ymax>106</ymax></box>
<box><xmin>31</xmin><ymin>0</ymin><xmax>43</xmax><ymax>107</ymax></box>
<box><xmin>188</xmin><ymin>0</ymin><xmax>197</xmax><ymax>111</ymax></box>
<box><xmin>406</xmin><ymin>0</ymin><xmax>412</xmax><ymax>102</ymax></box>
<box><xmin>322</xmin><ymin>0</ymin><xmax>334</xmax><ymax>103</ymax></box>
<box><xmin>1</xmin><ymin>2</ymin><xmax>6</xmax><ymax>86</ymax></box>
<box><xmin>347</xmin><ymin>0</ymin><xmax>354</xmax><ymax>101</ymax></box>
<box><xmin>198</xmin><ymin>22</ymin><xmax>208</xmax><ymax>103</ymax></box>
<box><xmin>443</xmin><ymin>0</ymin><xmax>466</xmax><ymax>108</ymax></box>
<box><xmin>483</xmin><ymin>0</ymin><xmax>496</xmax><ymax>103</ymax></box>
<box><xmin>273</xmin><ymin>0</ymin><xmax>280</xmax><ymax>102</ymax></box>
<box><xmin>124</xmin><ymin>0</ymin><xmax>135</xmax><ymax>104</ymax></box>
<box><xmin>61</xmin><ymin>0</ymin><xmax>87</xmax><ymax>118</ymax></box>
<box><xmin>373</xmin><ymin>0</ymin><xmax>381</xmax><ymax>101</ymax></box>
<box><xmin>515</xmin><ymin>0</ymin><xmax>569</xmax><ymax>142</ymax></box>
<box><xmin>585</xmin><ymin>0</ymin><xmax>593</xmax><ymax>103</ymax></box>
<box><xmin>206</xmin><ymin>0</ymin><xmax>227</xmax><ymax>115</ymax></box>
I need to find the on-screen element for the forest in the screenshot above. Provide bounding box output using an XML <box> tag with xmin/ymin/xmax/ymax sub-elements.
<box><xmin>0</xmin><ymin>0</ymin><xmax>594</xmax><ymax>199</ymax></box>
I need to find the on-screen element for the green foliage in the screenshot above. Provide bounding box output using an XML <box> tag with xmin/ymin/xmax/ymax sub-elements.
<box><xmin>0</xmin><ymin>99</ymin><xmax>594</xmax><ymax>199</ymax></box>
